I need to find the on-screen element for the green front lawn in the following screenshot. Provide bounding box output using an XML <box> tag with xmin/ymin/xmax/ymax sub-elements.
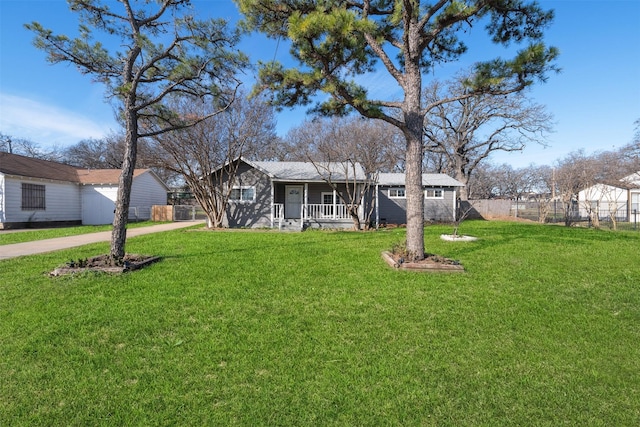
<box><xmin>1</xmin><ymin>221</ymin><xmax>639</xmax><ymax>425</ymax></box>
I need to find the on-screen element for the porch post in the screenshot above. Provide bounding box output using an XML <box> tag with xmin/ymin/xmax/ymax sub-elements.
<box><xmin>358</xmin><ymin>183</ymin><xmax>364</xmax><ymax>220</ymax></box>
<box><xmin>375</xmin><ymin>183</ymin><xmax>379</xmax><ymax>229</ymax></box>
<box><xmin>303</xmin><ymin>183</ymin><xmax>308</xmax><ymax>230</ymax></box>
<box><xmin>270</xmin><ymin>180</ymin><xmax>274</xmax><ymax>228</ymax></box>
<box><xmin>333</xmin><ymin>188</ymin><xmax>337</xmax><ymax>220</ymax></box>
<box><xmin>453</xmin><ymin>188</ymin><xmax>457</xmax><ymax>222</ymax></box>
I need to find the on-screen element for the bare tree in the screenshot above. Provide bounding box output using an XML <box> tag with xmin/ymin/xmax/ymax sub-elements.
<box><xmin>423</xmin><ymin>75</ymin><xmax>553</xmax><ymax>200</ymax></box>
<box><xmin>527</xmin><ymin>164</ymin><xmax>554</xmax><ymax>222</ymax></box>
<box><xmin>27</xmin><ymin>0</ymin><xmax>247</xmax><ymax>262</ymax></box>
<box><xmin>64</xmin><ymin>138</ymin><xmax>115</xmax><ymax>168</ymax></box>
<box><xmin>554</xmin><ymin>151</ymin><xmax>597</xmax><ymax>226</ymax></box>
<box><xmin>0</xmin><ymin>133</ymin><xmax>63</xmax><ymax>161</ymax></box>
<box><xmin>64</xmin><ymin>133</ymin><xmax>179</xmax><ymax>184</ymax></box>
<box><xmin>285</xmin><ymin>116</ymin><xmax>404</xmax><ymax>229</ymax></box>
<box><xmin>466</xmin><ymin>163</ymin><xmax>499</xmax><ymax>199</ymax></box>
<box><xmin>149</xmin><ymin>94</ymin><xmax>278</xmax><ymax>228</ymax></box>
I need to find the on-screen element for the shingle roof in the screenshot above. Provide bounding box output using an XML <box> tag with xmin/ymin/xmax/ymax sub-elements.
<box><xmin>0</xmin><ymin>152</ymin><xmax>152</xmax><ymax>185</ymax></box>
<box><xmin>251</xmin><ymin>160</ymin><xmax>367</xmax><ymax>181</ymax></box>
<box><xmin>76</xmin><ymin>168</ymin><xmax>147</xmax><ymax>184</ymax></box>
<box><xmin>377</xmin><ymin>172</ymin><xmax>464</xmax><ymax>187</ymax></box>
<box><xmin>0</xmin><ymin>152</ymin><xmax>79</xmax><ymax>182</ymax></box>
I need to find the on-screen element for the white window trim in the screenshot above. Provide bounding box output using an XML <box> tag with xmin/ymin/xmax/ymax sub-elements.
<box><xmin>320</xmin><ymin>191</ymin><xmax>336</xmax><ymax>218</ymax></box>
<box><xmin>388</xmin><ymin>187</ymin><xmax>406</xmax><ymax>199</ymax></box>
<box><xmin>424</xmin><ymin>188</ymin><xmax>444</xmax><ymax>199</ymax></box>
<box><xmin>321</xmin><ymin>191</ymin><xmax>335</xmax><ymax>204</ymax></box>
<box><xmin>229</xmin><ymin>186</ymin><xmax>256</xmax><ymax>203</ymax></box>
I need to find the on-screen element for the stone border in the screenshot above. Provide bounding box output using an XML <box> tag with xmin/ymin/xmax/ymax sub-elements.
<box><xmin>440</xmin><ymin>234</ymin><xmax>478</xmax><ymax>242</ymax></box>
<box><xmin>381</xmin><ymin>251</ymin><xmax>464</xmax><ymax>272</ymax></box>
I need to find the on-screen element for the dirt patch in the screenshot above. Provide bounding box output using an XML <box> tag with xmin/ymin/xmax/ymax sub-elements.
<box><xmin>381</xmin><ymin>251</ymin><xmax>464</xmax><ymax>272</ymax></box>
<box><xmin>50</xmin><ymin>254</ymin><xmax>160</xmax><ymax>276</ymax></box>
<box><xmin>485</xmin><ymin>215</ymin><xmax>536</xmax><ymax>223</ymax></box>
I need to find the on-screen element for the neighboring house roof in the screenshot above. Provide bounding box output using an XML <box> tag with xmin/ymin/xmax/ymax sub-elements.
<box><xmin>0</xmin><ymin>152</ymin><xmax>78</xmax><ymax>182</ymax></box>
<box><xmin>76</xmin><ymin>168</ymin><xmax>147</xmax><ymax>185</ymax></box>
<box><xmin>377</xmin><ymin>172</ymin><xmax>465</xmax><ymax>187</ymax></box>
<box><xmin>580</xmin><ymin>179</ymin><xmax>640</xmax><ymax>194</ymax></box>
<box><xmin>622</xmin><ymin>172</ymin><xmax>640</xmax><ymax>185</ymax></box>
<box><xmin>247</xmin><ymin>159</ymin><xmax>367</xmax><ymax>182</ymax></box>
<box><xmin>0</xmin><ymin>152</ymin><xmax>167</xmax><ymax>188</ymax></box>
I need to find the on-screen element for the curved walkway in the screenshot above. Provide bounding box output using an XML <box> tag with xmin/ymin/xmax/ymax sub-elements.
<box><xmin>0</xmin><ymin>221</ymin><xmax>204</xmax><ymax>260</ymax></box>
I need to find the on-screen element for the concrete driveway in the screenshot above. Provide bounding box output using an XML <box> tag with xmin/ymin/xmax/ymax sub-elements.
<box><xmin>0</xmin><ymin>221</ymin><xmax>204</xmax><ymax>260</ymax></box>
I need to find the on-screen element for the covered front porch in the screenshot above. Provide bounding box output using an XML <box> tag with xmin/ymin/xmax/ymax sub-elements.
<box><xmin>270</xmin><ymin>182</ymin><xmax>361</xmax><ymax>230</ymax></box>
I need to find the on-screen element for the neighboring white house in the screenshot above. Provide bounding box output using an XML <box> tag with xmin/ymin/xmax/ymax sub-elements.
<box><xmin>0</xmin><ymin>152</ymin><xmax>168</xmax><ymax>229</ymax></box>
<box><xmin>577</xmin><ymin>172</ymin><xmax>640</xmax><ymax>223</ymax></box>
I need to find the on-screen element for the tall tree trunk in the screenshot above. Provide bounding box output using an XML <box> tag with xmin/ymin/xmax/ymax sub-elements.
<box><xmin>404</xmin><ymin>110</ymin><xmax>425</xmax><ymax>261</ymax></box>
<box><xmin>110</xmin><ymin>107</ymin><xmax>138</xmax><ymax>262</ymax></box>
<box><xmin>349</xmin><ymin>207</ymin><xmax>362</xmax><ymax>230</ymax></box>
<box><xmin>455</xmin><ymin>171</ymin><xmax>470</xmax><ymax>201</ymax></box>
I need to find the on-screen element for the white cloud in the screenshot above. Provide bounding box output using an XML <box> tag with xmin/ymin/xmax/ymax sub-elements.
<box><xmin>0</xmin><ymin>92</ymin><xmax>115</xmax><ymax>147</ymax></box>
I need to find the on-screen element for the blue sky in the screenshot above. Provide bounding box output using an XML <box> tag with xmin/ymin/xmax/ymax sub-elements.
<box><xmin>1</xmin><ymin>0</ymin><xmax>639</xmax><ymax>168</ymax></box>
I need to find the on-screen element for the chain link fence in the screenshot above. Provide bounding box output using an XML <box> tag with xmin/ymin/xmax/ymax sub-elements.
<box><xmin>466</xmin><ymin>199</ymin><xmax>639</xmax><ymax>230</ymax></box>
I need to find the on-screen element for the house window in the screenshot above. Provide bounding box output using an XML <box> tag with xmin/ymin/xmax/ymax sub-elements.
<box><xmin>322</xmin><ymin>192</ymin><xmax>334</xmax><ymax>205</ymax></box>
<box><xmin>425</xmin><ymin>188</ymin><xmax>443</xmax><ymax>199</ymax></box>
<box><xmin>21</xmin><ymin>183</ymin><xmax>46</xmax><ymax>210</ymax></box>
<box><xmin>388</xmin><ymin>188</ymin><xmax>405</xmax><ymax>198</ymax></box>
<box><xmin>321</xmin><ymin>192</ymin><xmax>335</xmax><ymax>217</ymax></box>
<box><xmin>229</xmin><ymin>186</ymin><xmax>255</xmax><ymax>202</ymax></box>
<box><xmin>632</xmin><ymin>193</ymin><xmax>639</xmax><ymax>213</ymax></box>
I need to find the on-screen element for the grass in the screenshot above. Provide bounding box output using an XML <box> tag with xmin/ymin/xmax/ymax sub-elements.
<box><xmin>0</xmin><ymin>221</ymin><xmax>167</xmax><ymax>246</ymax></box>
<box><xmin>1</xmin><ymin>221</ymin><xmax>639</xmax><ymax>425</ymax></box>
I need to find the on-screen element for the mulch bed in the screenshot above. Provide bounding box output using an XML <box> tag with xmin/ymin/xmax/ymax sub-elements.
<box><xmin>381</xmin><ymin>251</ymin><xmax>464</xmax><ymax>272</ymax></box>
<box><xmin>50</xmin><ymin>254</ymin><xmax>160</xmax><ymax>276</ymax></box>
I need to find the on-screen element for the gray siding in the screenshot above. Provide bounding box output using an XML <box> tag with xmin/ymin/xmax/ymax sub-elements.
<box><xmin>225</xmin><ymin>161</ymin><xmax>272</xmax><ymax>228</ymax></box>
<box><xmin>377</xmin><ymin>186</ymin><xmax>458</xmax><ymax>224</ymax></box>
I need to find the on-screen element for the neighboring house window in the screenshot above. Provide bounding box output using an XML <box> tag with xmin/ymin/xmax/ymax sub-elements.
<box><xmin>425</xmin><ymin>188</ymin><xmax>444</xmax><ymax>199</ymax></box>
<box><xmin>632</xmin><ymin>193</ymin><xmax>639</xmax><ymax>213</ymax></box>
<box><xmin>388</xmin><ymin>188</ymin><xmax>406</xmax><ymax>198</ymax></box>
<box><xmin>229</xmin><ymin>186</ymin><xmax>255</xmax><ymax>202</ymax></box>
<box><xmin>21</xmin><ymin>183</ymin><xmax>46</xmax><ymax>210</ymax></box>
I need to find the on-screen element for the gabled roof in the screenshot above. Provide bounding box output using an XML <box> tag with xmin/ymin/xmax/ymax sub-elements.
<box><xmin>0</xmin><ymin>152</ymin><xmax>78</xmax><ymax>182</ymax></box>
<box><xmin>377</xmin><ymin>172</ymin><xmax>465</xmax><ymax>187</ymax></box>
<box><xmin>76</xmin><ymin>168</ymin><xmax>147</xmax><ymax>185</ymax></box>
<box><xmin>622</xmin><ymin>172</ymin><xmax>640</xmax><ymax>185</ymax></box>
<box><xmin>582</xmin><ymin>180</ymin><xmax>640</xmax><ymax>192</ymax></box>
<box><xmin>246</xmin><ymin>159</ymin><xmax>367</xmax><ymax>182</ymax></box>
<box><xmin>0</xmin><ymin>152</ymin><xmax>164</xmax><ymax>187</ymax></box>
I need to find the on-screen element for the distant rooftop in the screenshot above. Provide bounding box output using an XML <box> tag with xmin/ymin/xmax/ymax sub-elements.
<box><xmin>377</xmin><ymin>172</ymin><xmax>464</xmax><ymax>187</ymax></box>
<box><xmin>251</xmin><ymin>160</ymin><xmax>367</xmax><ymax>182</ymax></box>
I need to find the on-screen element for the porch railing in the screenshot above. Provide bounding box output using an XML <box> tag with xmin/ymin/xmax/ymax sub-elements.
<box><xmin>273</xmin><ymin>202</ymin><xmax>353</xmax><ymax>227</ymax></box>
<box><xmin>273</xmin><ymin>203</ymin><xmax>284</xmax><ymax>228</ymax></box>
<box><xmin>305</xmin><ymin>203</ymin><xmax>351</xmax><ymax>220</ymax></box>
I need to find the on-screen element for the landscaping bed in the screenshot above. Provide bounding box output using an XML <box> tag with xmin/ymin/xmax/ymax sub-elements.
<box><xmin>50</xmin><ymin>254</ymin><xmax>160</xmax><ymax>276</ymax></box>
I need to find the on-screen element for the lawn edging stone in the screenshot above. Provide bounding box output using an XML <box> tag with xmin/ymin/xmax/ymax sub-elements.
<box><xmin>381</xmin><ymin>251</ymin><xmax>464</xmax><ymax>272</ymax></box>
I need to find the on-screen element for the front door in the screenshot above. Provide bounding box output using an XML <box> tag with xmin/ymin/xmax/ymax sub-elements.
<box><xmin>285</xmin><ymin>185</ymin><xmax>303</xmax><ymax>219</ymax></box>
